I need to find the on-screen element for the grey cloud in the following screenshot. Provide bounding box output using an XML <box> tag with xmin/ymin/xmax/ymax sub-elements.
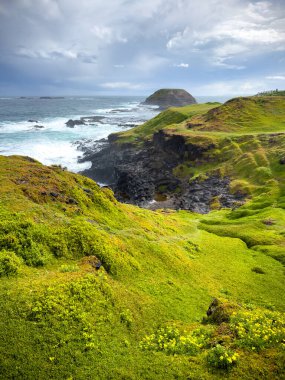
<box><xmin>0</xmin><ymin>0</ymin><xmax>284</xmax><ymax>95</ymax></box>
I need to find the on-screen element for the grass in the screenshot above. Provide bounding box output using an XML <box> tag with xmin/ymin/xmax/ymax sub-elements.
<box><xmin>111</xmin><ymin>103</ymin><xmax>220</xmax><ymax>144</ymax></box>
<box><xmin>188</xmin><ymin>96</ymin><xmax>285</xmax><ymax>133</ymax></box>
<box><xmin>0</xmin><ymin>154</ymin><xmax>284</xmax><ymax>379</ymax></box>
<box><xmin>0</xmin><ymin>94</ymin><xmax>285</xmax><ymax>379</ymax></box>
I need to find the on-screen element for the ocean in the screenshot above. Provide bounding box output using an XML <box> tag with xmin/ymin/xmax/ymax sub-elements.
<box><xmin>0</xmin><ymin>95</ymin><xmax>230</xmax><ymax>172</ymax></box>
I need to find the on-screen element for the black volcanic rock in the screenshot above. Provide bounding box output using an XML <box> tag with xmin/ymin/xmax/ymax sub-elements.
<box><xmin>143</xmin><ymin>89</ymin><xmax>197</xmax><ymax>110</ymax></box>
<box><xmin>81</xmin><ymin>129</ymin><xmax>243</xmax><ymax>213</ymax></box>
<box><xmin>65</xmin><ymin>119</ymin><xmax>85</xmax><ymax>128</ymax></box>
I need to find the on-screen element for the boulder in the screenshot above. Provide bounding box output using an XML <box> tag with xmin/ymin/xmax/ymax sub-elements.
<box><xmin>143</xmin><ymin>89</ymin><xmax>197</xmax><ymax>110</ymax></box>
<box><xmin>65</xmin><ymin>119</ymin><xmax>85</xmax><ymax>128</ymax></box>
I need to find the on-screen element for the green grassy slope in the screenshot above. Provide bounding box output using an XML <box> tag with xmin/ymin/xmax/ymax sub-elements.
<box><xmin>112</xmin><ymin>96</ymin><xmax>285</xmax><ymax>145</ymax></box>
<box><xmin>188</xmin><ymin>96</ymin><xmax>285</xmax><ymax>133</ymax></box>
<box><xmin>0</xmin><ymin>155</ymin><xmax>284</xmax><ymax>379</ymax></box>
<box><xmin>111</xmin><ymin>102</ymin><xmax>220</xmax><ymax>144</ymax></box>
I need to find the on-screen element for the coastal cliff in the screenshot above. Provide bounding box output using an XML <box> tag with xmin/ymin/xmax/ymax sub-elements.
<box><xmin>82</xmin><ymin>96</ymin><xmax>285</xmax><ymax>213</ymax></box>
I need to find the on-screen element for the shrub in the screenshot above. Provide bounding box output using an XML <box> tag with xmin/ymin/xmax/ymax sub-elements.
<box><xmin>0</xmin><ymin>250</ymin><xmax>22</xmax><ymax>277</ymax></box>
<box><xmin>207</xmin><ymin>344</ymin><xmax>239</xmax><ymax>369</ymax></box>
<box><xmin>0</xmin><ymin>221</ymin><xmax>52</xmax><ymax>266</ymax></box>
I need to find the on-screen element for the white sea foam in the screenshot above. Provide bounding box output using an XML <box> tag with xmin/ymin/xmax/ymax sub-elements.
<box><xmin>0</xmin><ymin>123</ymin><xmax>129</xmax><ymax>172</ymax></box>
<box><xmin>0</xmin><ymin>137</ymin><xmax>91</xmax><ymax>172</ymax></box>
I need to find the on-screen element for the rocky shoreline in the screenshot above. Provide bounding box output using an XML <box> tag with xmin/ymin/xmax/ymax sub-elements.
<box><xmin>80</xmin><ymin>129</ymin><xmax>244</xmax><ymax>213</ymax></box>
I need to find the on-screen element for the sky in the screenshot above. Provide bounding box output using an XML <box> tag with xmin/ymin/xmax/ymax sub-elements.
<box><xmin>0</xmin><ymin>0</ymin><xmax>284</xmax><ymax>96</ymax></box>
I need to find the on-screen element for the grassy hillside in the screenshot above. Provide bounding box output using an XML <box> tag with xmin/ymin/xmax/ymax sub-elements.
<box><xmin>111</xmin><ymin>96</ymin><xmax>285</xmax><ymax>145</ymax></box>
<box><xmin>188</xmin><ymin>96</ymin><xmax>285</xmax><ymax>133</ymax></box>
<box><xmin>111</xmin><ymin>102</ymin><xmax>220</xmax><ymax>144</ymax></box>
<box><xmin>0</xmin><ymin>155</ymin><xmax>284</xmax><ymax>379</ymax></box>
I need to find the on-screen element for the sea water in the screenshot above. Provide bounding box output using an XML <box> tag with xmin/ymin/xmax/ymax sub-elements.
<box><xmin>0</xmin><ymin>95</ymin><xmax>229</xmax><ymax>172</ymax></box>
<box><xmin>0</xmin><ymin>96</ymin><xmax>158</xmax><ymax>172</ymax></box>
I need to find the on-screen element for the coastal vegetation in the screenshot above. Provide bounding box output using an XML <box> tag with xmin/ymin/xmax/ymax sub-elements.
<box><xmin>0</xmin><ymin>94</ymin><xmax>285</xmax><ymax>379</ymax></box>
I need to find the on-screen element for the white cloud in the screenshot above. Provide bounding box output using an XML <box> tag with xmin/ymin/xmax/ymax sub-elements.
<box><xmin>212</xmin><ymin>57</ymin><xmax>245</xmax><ymax>70</ymax></box>
<box><xmin>91</xmin><ymin>26</ymin><xmax>127</xmax><ymax>44</ymax></box>
<box><xmin>100</xmin><ymin>82</ymin><xmax>144</xmax><ymax>90</ymax></box>
<box><xmin>211</xmin><ymin>19</ymin><xmax>285</xmax><ymax>45</ymax></box>
<box><xmin>266</xmin><ymin>75</ymin><xmax>285</xmax><ymax>80</ymax></box>
<box><xmin>166</xmin><ymin>1</ymin><xmax>285</xmax><ymax>68</ymax></box>
<box><xmin>173</xmin><ymin>63</ymin><xmax>189</xmax><ymax>68</ymax></box>
<box><xmin>14</xmin><ymin>47</ymin><xmax>97</xmax><ymax>63</ymax></box>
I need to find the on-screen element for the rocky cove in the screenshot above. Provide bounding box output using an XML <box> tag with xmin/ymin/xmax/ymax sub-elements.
<box><xmin>80</xmin><ymin>128</ymin><xmax>244</xmax><ymax>213</ymax></box>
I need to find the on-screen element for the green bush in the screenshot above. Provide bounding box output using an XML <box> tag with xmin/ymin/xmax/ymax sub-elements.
<box><xmin>0</xmin><ymin>250</ymin><xmax>22</xmax><ymax>277</ymax></box>
<box><xmin>207</xmin><ymin>344</ymin><xmax>239</xmax><ymax>369</ymax></box>
<box><xmin>0</xmin><ymin>221</ymin><xmax>52</xmax><ymax>266</ymax></box>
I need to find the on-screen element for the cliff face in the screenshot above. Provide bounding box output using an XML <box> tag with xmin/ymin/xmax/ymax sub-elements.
<box><xmin>82</xmin><ymin>129</ymin><xmax>242</xmax><ymax>213</ymax></box>
<box><xmin>142</xmin><ymin>88</ymin><xmax>197</xmax><ymax>109</ymax></box>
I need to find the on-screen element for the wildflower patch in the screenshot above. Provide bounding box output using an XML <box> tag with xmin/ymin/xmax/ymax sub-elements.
<box><xmin>140</xmin><ymin>325</ymin><xmax>210</xmax><ymax>356</ymax></box>
<box><xmin>230</xmin><ymin>309</ymin><xmax>285</xmax><ymax>351</ymax></box>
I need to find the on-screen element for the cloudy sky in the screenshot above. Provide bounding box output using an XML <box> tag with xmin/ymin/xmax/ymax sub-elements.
<box><xmin>0</xmin><ymin>0</ymin><xmax>284</xmax><ymax>96</ymax></box>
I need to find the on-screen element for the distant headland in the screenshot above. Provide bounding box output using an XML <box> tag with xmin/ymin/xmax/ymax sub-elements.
<box><xmin>142</xmin><ymin>88</ymin><xmax>197</xmax><ymax>109</ymax></box>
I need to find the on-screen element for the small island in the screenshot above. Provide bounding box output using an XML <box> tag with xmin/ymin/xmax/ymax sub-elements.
<box><xmin>142</xmin><ymin>88</ymin><xmax>197</xmax><ymax>109</ymax></box>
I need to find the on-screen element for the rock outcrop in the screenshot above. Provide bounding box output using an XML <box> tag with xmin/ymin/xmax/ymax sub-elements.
<box><xmin>143</xmin><ymin>89</ymin><xmax>197</xmax><ymax>109</ymax></box>
<box><xmin>65</xmin><ymin>119</ymin><xmax>85</xmax><ymax>128</ymax></box>
<box><xmin>65</xmin><ymin>116</ymin><xmax>105</xmax><ymax>128</ymax></box>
